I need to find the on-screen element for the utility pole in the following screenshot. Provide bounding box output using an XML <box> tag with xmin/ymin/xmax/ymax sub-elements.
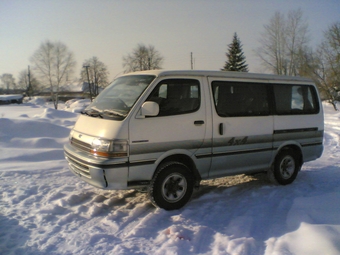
<box><xmin>27</xmin><ymin>65</ymin><xmax>32</xmax><ymax>99</ymax></box>
<box><xmin>190</xmin><ymin>52</ymin><xmax>193</xmax><ymax>70</ymax></box>
<box><xmin>83</xmin><ymin>65</ymin><xmax>93</xmax><ymax>101</ymax></box>
<box><xmin>148</xmin><ymin>57</ymin><xmax>151</xmax><ymax>70</ymax></box>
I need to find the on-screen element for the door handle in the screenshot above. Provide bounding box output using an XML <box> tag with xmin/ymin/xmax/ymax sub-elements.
<box><xmin>219</xmin><ymin>123</ymin><xmax>224</xmax><ymax>135</ymax></box>
<box><xmin>194</xmin><ymin>120</ymin><xmax>204</xmax><ymax>125</ymax></box>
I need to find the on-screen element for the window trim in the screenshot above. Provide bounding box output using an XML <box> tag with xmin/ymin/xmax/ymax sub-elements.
<box><xmin>211</xmin><ymin>81</ymin><xmax>320</xmax><ymax>118</ymax></box>
<box><xmin>146</xmin><ymin>78</ymin><xmax>201</xmax><ymax>117</ymax></box>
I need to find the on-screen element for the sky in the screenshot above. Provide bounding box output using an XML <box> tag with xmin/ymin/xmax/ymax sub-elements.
<box><xmin>0</xmin><ymin>0</ymin><xmax>339</xmax><ymax>83</ymax></box>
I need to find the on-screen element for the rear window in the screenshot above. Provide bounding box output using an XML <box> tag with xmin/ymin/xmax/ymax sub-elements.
<box><xmin>273</xmin><ymin>85</ymin><xmax>319</xmax><ymax>115</ymax></box>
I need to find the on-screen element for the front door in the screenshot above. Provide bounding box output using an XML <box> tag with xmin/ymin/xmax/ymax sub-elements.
<box><xmin>129</xmin><ymin>77</ymin><xmax>210</xmax><ymax>179</ymax></box>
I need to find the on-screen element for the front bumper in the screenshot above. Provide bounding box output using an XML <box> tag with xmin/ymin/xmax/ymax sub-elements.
<box><xmin>64</xmin><ymin>143</ymin><xmax>129</xmax><ymax>190</ymax></box>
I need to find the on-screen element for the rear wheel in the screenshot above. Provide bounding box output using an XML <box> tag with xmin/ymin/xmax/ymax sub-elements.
<box><xmin>148</xmin><ymin>161</ymin><xmax>194</xmax><ymax>210</ymax></box>
<box><xmin>271</xmin><ymin>149</ymin><xmax>301</xmax><ymax>185</ymax></box>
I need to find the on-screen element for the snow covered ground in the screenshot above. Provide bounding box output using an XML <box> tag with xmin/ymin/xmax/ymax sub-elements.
<box><xmin>0</xmin><ymin>99</ymin><xmax>339</xmax><ymax>255</ymax></box>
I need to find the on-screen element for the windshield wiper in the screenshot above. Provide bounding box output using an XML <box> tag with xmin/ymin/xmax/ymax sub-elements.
<box><xmin>102</xmin><ymin>109</ymin><xmax>126</xmax><ymax>118</ymax></box>
<box><xmin>81</xmin><ymin>106</ymin><xmax>125</xmax><ymax>119</ymax></box>
<box><xmin>80</xmin><ymin>111</ymin><xmax>89</xmax><ymax>116</ymax></box>
<box><xmin>81</xmin><ymin>107</ymin><xmax>103</xmax><ymax>118</ymax></box>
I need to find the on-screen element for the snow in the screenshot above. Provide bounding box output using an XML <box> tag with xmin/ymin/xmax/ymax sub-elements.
<box><xmin>64</xmin><ymin>98</ymin><xmax>91</xmax><ymax>113</ymax></box>
<box><xmin>1</xmin><ymin>100</ymin><xmax>340</xmax><ymax>255</ymax></box>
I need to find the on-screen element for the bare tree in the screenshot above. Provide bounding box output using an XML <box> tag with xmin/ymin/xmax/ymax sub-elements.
<box><xmin>122</xmin><ymin>44</ymin><xmax>163</xmax><ymax>73</ymax></box>
<box><xmin>257</xmin><ymin>9</ymin><xmax>310</xmax><ymax>76</ymax></box>
<box><xmin>303</xmin><ymin>22</ymin><xmax>340</xmax><ymax>110</ymax></box>
<box><xmin>80</xmin><ymin>57</ymin><xmax>109</xmax><ymax>100</ymax></box>
<box><xmin>323</xmin><ymin>22</ymin><xmax>340</xmax><ymax>86</ymax></box>
<box><xmin>30</xmin><ymin>40</ymin><xmax>76</xmax><ymax>109</ymax></box>
<box><xmin>18</xmin><ymin>67</ymin><xmax>40</xmax><ymax>98</ymax></box>
<box><xmin>0</xmin><ymin>73</ymin><xmax>16</xmax><ymax>93</ymax></box>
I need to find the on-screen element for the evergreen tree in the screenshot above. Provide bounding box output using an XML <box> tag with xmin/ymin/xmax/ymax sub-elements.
<box><xmin>222</xmin><ymin>33</ymin><xmax>248</xmax><ymax>72</ymax></box>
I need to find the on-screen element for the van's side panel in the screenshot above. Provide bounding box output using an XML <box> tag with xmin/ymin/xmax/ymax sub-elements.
<box><xmin>273</xmin><ymin>113</ymin><xmax>324</xmax><ymax>162</ymax></box>
<box><xmin>209</xmin><ymin>116</ymin><xmax>274</xmax><ymax>177</ymax></box>
<box><xmin>271</xmin><ymin>81</ymin><xmax>324</xmax><ymax>162</ymax></box>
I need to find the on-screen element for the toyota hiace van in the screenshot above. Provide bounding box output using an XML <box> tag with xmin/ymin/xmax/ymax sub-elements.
<box><xmin>64</xmin><ymin>70</ymin><xmax>324</xmax><ymax>210</ymax></box>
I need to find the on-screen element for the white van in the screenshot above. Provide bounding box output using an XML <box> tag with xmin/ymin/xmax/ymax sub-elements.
<box><xmin>64</xmin><ymin>70</ymin><xmax>324</xmax><ymax>210</ymax></box>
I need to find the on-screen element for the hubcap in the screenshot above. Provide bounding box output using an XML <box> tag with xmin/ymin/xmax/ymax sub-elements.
<box><xmin>162</xmin><ymin>173</ymin><xmax>187</xmax><ymax>203</ymax></box>
<box><xmin>280</xmin><ymin>156</ymin><xmax>295</xmax><ymax>179</ymax></box>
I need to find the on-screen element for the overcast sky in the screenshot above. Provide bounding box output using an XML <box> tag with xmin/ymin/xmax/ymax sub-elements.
<box><xmin>1</xmin><ymin>0</ymin><xmax>339</xmax><ymax>82</ymax></box>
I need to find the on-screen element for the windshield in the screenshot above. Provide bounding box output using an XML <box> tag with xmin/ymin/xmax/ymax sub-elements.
<box><xmin>82</xmin><ymin>75</ymin><xmax>155</xmax><ymax>120</ymax></box>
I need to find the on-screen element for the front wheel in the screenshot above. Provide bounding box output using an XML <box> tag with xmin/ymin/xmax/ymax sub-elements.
<box><xmin>271</xmin><ymin>149</ymin><xmax>301</xmax><ymax>185</ymax></box>
<box><xmin>148</xmin><ymin>162</ymin><xmax>194</xmax><ymax>210</ymax></box>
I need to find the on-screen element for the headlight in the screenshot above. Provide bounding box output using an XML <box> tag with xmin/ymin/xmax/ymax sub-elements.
<box><xmin>90</xmin><ymin>138</ymin><xmax>128</xmax><ymax>158</ymax></box>
<box><xmin>92</xmin><ymin>138</ymin><xmax>111</xmax><ymax>151</ymax></box>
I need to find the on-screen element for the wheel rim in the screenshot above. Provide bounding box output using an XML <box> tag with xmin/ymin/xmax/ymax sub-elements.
<box><xmin>279</xmin><ymin>155</ymin><xmax>295</xmax><ymax>179</ymax></box>
<box><xmin>161</xmin><ymin>173</ymin><xmax>187</xmax><ymax>203</ymax></box>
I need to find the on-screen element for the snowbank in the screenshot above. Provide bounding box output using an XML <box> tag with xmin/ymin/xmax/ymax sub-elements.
<box><xmin>0</xmin><ymin>102</ymin><xmax>339</xmax><ymax>255</ymax></box>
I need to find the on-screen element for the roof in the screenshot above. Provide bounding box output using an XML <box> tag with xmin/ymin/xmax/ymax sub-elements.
<box><xmin>121</xmin><ymin>70</ymin><xmax>313</xmax><ymax>83</ymax></box>
<box><xmin>0</xmin><ymin>94</ymin><xmax>23</xmax><ymax>100</ymax></box>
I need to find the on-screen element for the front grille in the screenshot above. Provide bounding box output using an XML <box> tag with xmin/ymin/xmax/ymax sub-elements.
<box><xmin>71</xmin><ymin>137</ymin><xmax>91</xmax><ymax>152</ymax></box>
<box><xmin>66</xmin><ymin>155</ymin><xmax>91</xmax><ymax>179</ymax></box>
<box><xmin>68</xmin><ymin>156</ymin><xmax>89</xmax><ymax>170</ymax></box>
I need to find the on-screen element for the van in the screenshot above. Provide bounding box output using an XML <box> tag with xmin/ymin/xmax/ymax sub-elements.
<box><xmin>64</xmin><ymin>70</ymin><xmax>324</xmax><ymax>210</ymax></box>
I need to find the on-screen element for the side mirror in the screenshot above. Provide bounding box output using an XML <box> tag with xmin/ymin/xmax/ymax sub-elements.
<box><xmin>138</xmin><ymin>101</ymin><xmax>159</xmax><ymax>118</ymax></box>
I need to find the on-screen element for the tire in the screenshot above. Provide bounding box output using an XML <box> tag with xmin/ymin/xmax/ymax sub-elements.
<box><xmin>148</xmin><ymin>161</ymin><xmax>194</xmax><ymax>210</ymax></box>
<box><xmin>272</xmin><ymin>149</ymin><xmax>300</xmax><ymax>185</ymax></box>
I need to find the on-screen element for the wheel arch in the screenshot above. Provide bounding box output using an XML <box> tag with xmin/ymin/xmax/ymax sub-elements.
<box><xmin>273</xmin><ymin>143</ymin><xmax>303</xmax><ymax>168</ymax></box>
<box><xmin>154</xmin><ymin>153</ymin><xmax>202</xmax><ymax>183</ymax></box>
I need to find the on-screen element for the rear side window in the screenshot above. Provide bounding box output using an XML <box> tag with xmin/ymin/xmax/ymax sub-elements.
<box><xmin>147</xmin><ymin>79</ymin><xmax>200</xmax><ymax>116</ymax></box>
<box><xmin>212</xmin><ymin>81</ymin><xmax>269</xmax><ymax>117</ymax></box>
<box><xmin>273</xmin><ymin>85</ymin><xmax>319</xmax><ymax>115</ymax></box>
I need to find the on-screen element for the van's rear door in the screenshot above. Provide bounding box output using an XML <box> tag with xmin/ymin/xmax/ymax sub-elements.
<box><xmin>208</xmin><ymin>78</ymin><xmax>274</xmax><ymax>178</ymax></box>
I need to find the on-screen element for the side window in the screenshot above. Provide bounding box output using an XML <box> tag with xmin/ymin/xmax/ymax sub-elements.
<box><xmin>274</xmin><ymin>85</ymin><xmax>319</xmax><ymax>115</ymax></box>
<box><xmin>147</xmin><ymin>79</ymin><xmax>200</xmax><ymax>116</ymax></box>
<box><xmin>212</xmin><ymin>81</ymin><xmax>269</xmax><ymax>117</ymax></box>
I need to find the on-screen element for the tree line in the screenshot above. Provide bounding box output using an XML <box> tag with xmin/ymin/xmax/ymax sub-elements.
<box><xmin>1</xmin><ymin>9</ymin><xmax>339</xmax><ymax>110</ymax></box>
<box><xmin>0</xmin><ymin>42</ymin><xmax>163</xmax><ymax>109</ymax></box>
<box><xmin>256</xmin><ymin>10</ymin><xmax>340</xmax><ymax>110</ymax></box>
